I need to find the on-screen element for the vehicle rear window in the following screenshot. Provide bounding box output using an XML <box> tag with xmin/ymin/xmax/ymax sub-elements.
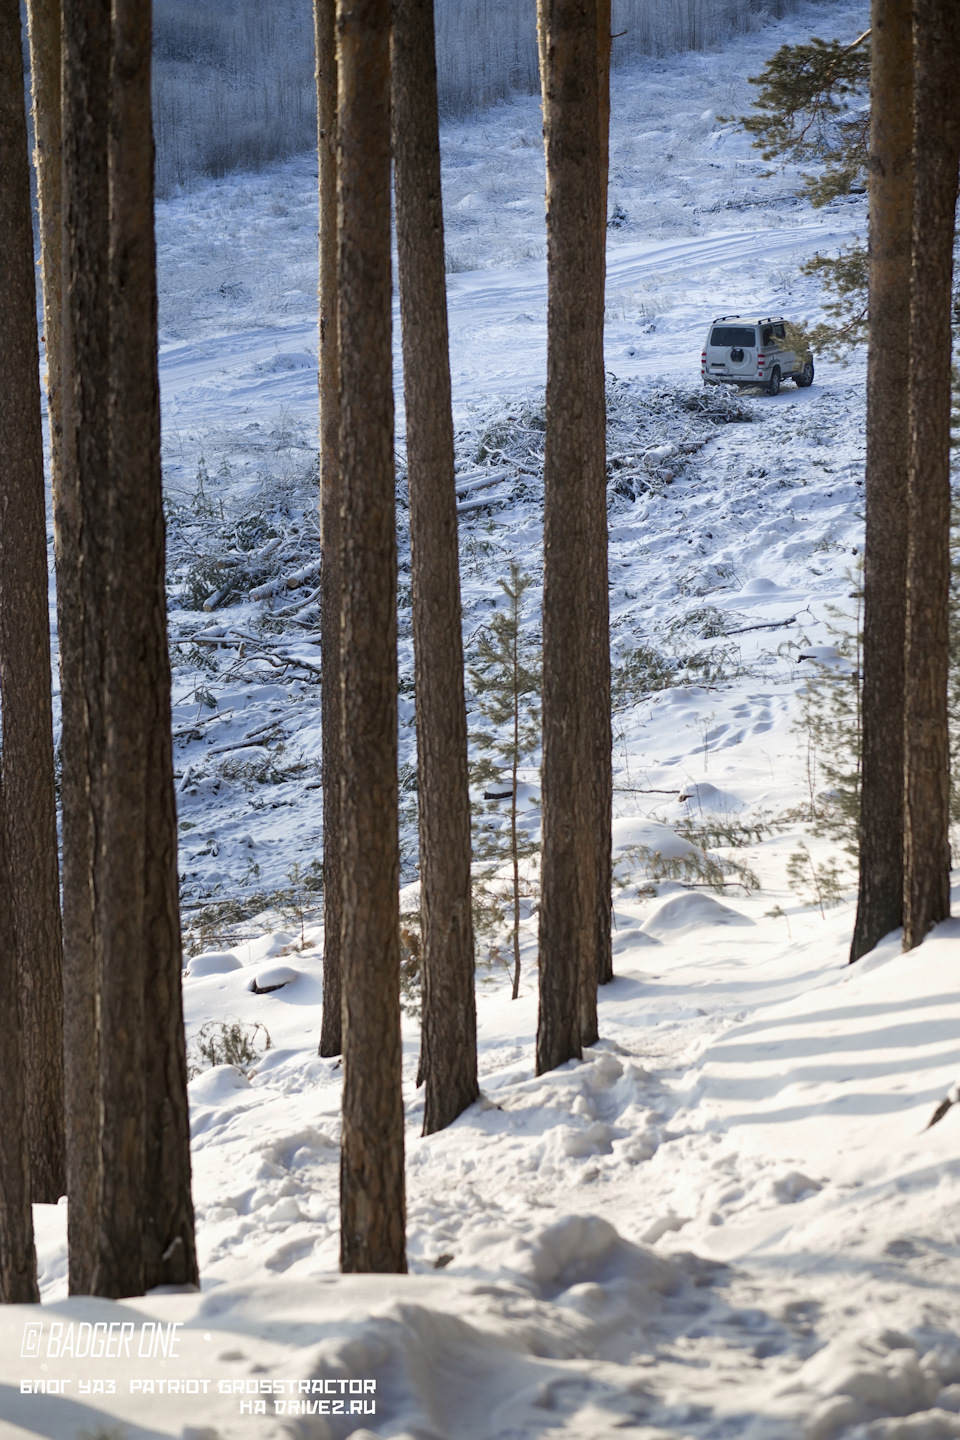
<box><xmin>710</xmin><ymin>326</ymin><xmax>757</xmax><ymax>348</ymax></box>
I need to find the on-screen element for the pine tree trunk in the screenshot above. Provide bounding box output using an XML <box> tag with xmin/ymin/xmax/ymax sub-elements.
<box><xmin>902</xmin><ymin>0</ymin><xmax>960</xmax><ymax>951</ymax></box>
<box><xmin>316</xmin><ymin>0</ymin><xmax>343</xmax><ymax>1060</ymax></box>
<box><xmin>586</xmin><ymin>0</ymin><xmax>613</xmax><ymax>1017</ymax></box>
<box><xmin>337</xmin><ymin>0</ymin><xmax>406</xmax><ymax>1274</ymax></box>
<box><xmin>536</xmin><ymin>0</ymin><xmax>608</xmax><ymax>1076</ymax></box>
<box><xmin>0</xmin><ymin>0</ymin><xmax>65</xmax><ymax>1205</ymax></box>
<box><xmin>0</xmin><ymin>772</ymin><xmax>39</xmax><ymax>1303</ymax></box>
<box><xmin>850</xmin><ymin>0</ymin><xmax>912</xmax><ymax>963</ymax></box>
<box><xmin>61</xmin><ymin>0</ymin><xmax>111</xmax><ymax>1296</ymax></box>
<box><xmin>393</xmin><ymin>0</ymin><xmax>478</xmax><ymax>1136</ymax></box>
<box><xmin>108</xmin><ymin>0</ymin><xmax>197</xmax><ymax>1292</ymax></box>
<box><xmin>26</xmin><ymin>2</ymin><xmax>63</xmax><ymax>494</ymax></box>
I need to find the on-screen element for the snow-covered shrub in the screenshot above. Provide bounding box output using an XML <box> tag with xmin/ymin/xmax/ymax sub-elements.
<box><xmin>187</xmin><ymin>1019</ymin><xmax>272</xmax><ymax>1079</ymax></box>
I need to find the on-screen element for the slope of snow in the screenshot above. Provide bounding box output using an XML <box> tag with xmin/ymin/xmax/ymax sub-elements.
<box><xmin>9</xmin><ymin>2</ymin><xmax>960</xmax><ymax>1438</ymax></box>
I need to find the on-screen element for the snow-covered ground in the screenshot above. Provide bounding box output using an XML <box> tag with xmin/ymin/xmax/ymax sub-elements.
<box><xmin>7</xmin><ymin>2</ymin><xmax>960</xmax><ymax>1438</ymax></box>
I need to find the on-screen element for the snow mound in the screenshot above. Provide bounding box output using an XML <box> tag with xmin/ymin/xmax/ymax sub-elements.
<box><xmin>612</xmin><ymin>816</ymin><xmax>698</xmax><ymax>860</ymax></box>
<box><xmin>253</xmin><ymin>350</ymin><xmax>313</xmax><ymax>373</ymax></box>
<box><xmin>641</xmin><ymin>891</ymin><xmax>755</xmax><ymax>938</ymax></box>
<box><xmin>184</xmin><ymin>950</ymin><xmax>243</xmax><ymax>977</ymax></box>
<box><xmin>188</xmin><ymin>1064</ymin><xmax>252</xmax><ymax>1102</ymax></box>
<box><xmin>742</xmin><ymin>576</ymin><xmax>783</xmax><ymax>594</ymax></box>
<box><xmin>453</xmin><ymin>1214</ymin><xmax>682</xmax><ymax>1301</ymax></box>
<box><xmin>682</xmin><ymin>781</ymin><xmax>745</xmax><ymax>813</ymax></box>
<box><xmin>250</xmin><ymin>963</ymin><xmax>299</xmax><ymax>992</ymax></box>
<box><xmin>779</xmin><ymin>1335</ymin><xmax>960</xmax><ymax>1440</ymax></box>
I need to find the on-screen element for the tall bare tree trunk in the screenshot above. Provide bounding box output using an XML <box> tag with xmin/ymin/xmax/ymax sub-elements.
<box><xmin>26</xmin><ymin>2</ymin><xmax>63</xmax><ymax>492</ymax></box>
<box><xmin>61</xmin><ymin>0</ymin><xmax>198</xmax><ymax>1296</ymax></box>
<box><xmin>0</xmin><ymin>773</ymin><xmax>39</xmax><ymax>1304</ymax></box>
<box><xmin>850</xmin><ymin>0</ymin><xmax>913</xmax><ymax>963</ymax></box>
<box><xmin>316</xmin><ymin>0</ymin><xmax>343</xmax><ymax>1060</ymax></box>
<box><xmin>60</xmin><ymin>0</ymin><xmax>111</xmax><ymax>1295</ymax></box>
<box><xmin>586</xmin><ymin>0</ymin><xmax>613</xmax><ymax>1020</ymax></box>
<box><xmin>0</xmin><ymin>0</ymin><xmax>42</xmax><ymax>1301</ymax></box>
<box><xmin>95</xmin><ymin>1</ymin><xmax>150</xmax><ymax>1294</ymax></box>
<box><xmin>393</xmin><ymin>0</ymin><xmax>478</xmax><ymax>1136</ymax></box>
<box><xmin>902</xmin><ymin>0</ymin><xmax>960</xmax><ymax>951</ymax></box>
<box><xmin>536</xmin><ymin>0</ymin><xmax>608</xmax><ymax>1076</ymax></box>
<box><xmin>0</xmin><ymin>0</ymin><xmax>65</xmax><ymax>1206</ymax></box>
<box><xmin>337</xmin><ymin>0</ymin><xmax>406</xmax><ymax>1273</ymax></box>
<box><xmin>107</xmin><ymin>0</ymin><xmax>197</xmax><ymax>1294</ymax></box>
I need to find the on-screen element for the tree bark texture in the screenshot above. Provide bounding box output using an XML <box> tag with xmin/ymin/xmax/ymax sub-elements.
<box><xmin>337</xmin><ymin>0</ymin><xmax>406</xmax><ymax>1273</ymax></box>
<box><xmin>850</xmin><ymin>0</ymin><xmax>913</xmax><ymax>963</ymax></box>
<box><xmin>597</xmin><ymin>0</ymin><xmax>610</xmax><ymax>229</ymax></box>
<box><xmin>26</xmin><ymin>0</ymin><xmax>64</xmax><ymax>498</ymax></box>
<box><xmin>0</xmin><ymin>773</ymin><xmax>40</xmax><ymax>1303</ymax></box>
<box><xmin>587</xmin><ymin>0</ymin><xmax>612</xmax><ymax>1012</ymax></box>
<box><xmin>0</xmin><ymin>0</ymin><xmax>65</xmax><ymax>1204</ymax></box>
<box><xmin>902</xmin><ymin>0</ymin><xmax>960</xmax><ymax>951</ymax></box>
<box><xmin>536</xmin><ymin>0</ymin><xmax>609</xmax><ymax>1076</ymax></box>
<box><xmin>106</xmin><ymin>0</ymin><xmax>197</xmax><ymax>1294</ymax></box>
<box><xmin>61</xmin><ymin>0</ymin><xmax>110</xmax><ymax>1296</ymax></box>
<box><xmin>316</xmin><ymin>0</ymin><xmax>343</xmax><ymax>1060</ymax></box>
<box><xmin>392</xmin><ymin>0</ymin><xmax>479</xmax><ymax>1136</ymax></box>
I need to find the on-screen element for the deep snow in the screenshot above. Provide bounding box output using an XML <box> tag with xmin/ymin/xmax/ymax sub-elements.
<box><xmin>6</xmin><ymin>1</ymin><xmax>960</xmax><ymax>1437</ymax></box>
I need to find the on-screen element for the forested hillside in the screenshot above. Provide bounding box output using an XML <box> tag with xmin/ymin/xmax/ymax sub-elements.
<box><xmin>153</xmin><ymin>0</ymin><xmax>812</xmax><ymax>193</ymax></box>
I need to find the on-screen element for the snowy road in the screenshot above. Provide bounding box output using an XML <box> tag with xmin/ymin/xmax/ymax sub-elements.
<box><xmin>158</xmin><ymin>218</ymin><xmax>860</xmax><ymax>436</ymax></box>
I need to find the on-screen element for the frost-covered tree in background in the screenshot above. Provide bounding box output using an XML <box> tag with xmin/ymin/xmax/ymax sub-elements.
<box><xmin>336</xmin><ymin>0</ymin><xmax>406</xmax><ymax>1275</ymax></box>
<box><xmin>314</xmin><ymin>0</ymin><xmax>343</xmax><ymax>1060</ymax></box>
<box><xmin>393</xmin><ymin>0</ymin><xmax>479</xmax><ymax>1134</ymax></box>
<box><xmin>850</xmin><ymin>0</ymin><xmax>911</xmax><ymax>964</ymax></box>
<box><xmin>469</xmin><ymin>564</ymin><xmax>541</xmax><ymax>1002</ymax></box>
<box><xmin>0</xmin><ymin>0</ymin><xmax>65</xmax><ymax>1206</ymax></box>
<box><xmin>147</xmin><ymin>0</ymin><xmax>818</xmax><ymax>194</ymax></box>
<box><xmin>902</xmin><ymin>0</ymin><xmax>960</xmax><ymax>950</ymax></box>
<box><xmin>536</xmin><ymin>0</ymin><xmax>612</xmax><ymax>1075</ymax></box>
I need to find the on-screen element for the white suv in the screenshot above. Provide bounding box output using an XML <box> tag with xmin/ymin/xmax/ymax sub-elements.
<box><xmin>701</xmin><ymin>315</ymin><xmax>814</xmax><ymax>396</ymax></box>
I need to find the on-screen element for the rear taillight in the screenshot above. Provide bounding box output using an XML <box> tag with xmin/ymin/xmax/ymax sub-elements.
<box><xmin>757</xmin><ymin>352</ymin><xmax>766</xmax><ymax>368</ymax></box>
<box><xmin>701</xmin><ymin>350</ymin><xmax>706</xmax><ymax>374</ymax></box>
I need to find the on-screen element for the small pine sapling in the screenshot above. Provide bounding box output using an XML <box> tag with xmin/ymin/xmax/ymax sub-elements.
<box><xmin>468</xmin><ymin>563</ymin><xmax>541</xmax><ymax>1000</ymax></box>
<box><xmin>786</xmin><ymin>842</ymin><xmax>847</xmax><ymax>916</ymax></box>
<box><xmin>789</xmin><ymin>597</ymin><xmax>863</xmax><ymax>854</ymax></box>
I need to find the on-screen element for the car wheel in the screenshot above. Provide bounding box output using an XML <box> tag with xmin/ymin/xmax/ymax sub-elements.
<box><xmin>796</xmin><ymin>360</ymin><xmax>815</xmax><ymax>388</ymax></box>
<box><xmin>765</xmin><ymin>367</ymin><xmax>781</xmax><ymax>396</ymax></box>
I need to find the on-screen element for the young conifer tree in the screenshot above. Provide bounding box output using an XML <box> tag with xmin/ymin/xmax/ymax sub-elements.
<box><xmin>315</xmin><ymin>0</ymin><xmax>343</xmax><ymax>1060</ymax></box>
<box><xmin>337</xmin><ymin>0</ymin><xmax>406</xmax><ymax>1274</ymax></box>
<box><xmin>393</xmin><ymin>0</ymin><xmax>478</xmax><ymax>1135</ymax></box>
<box><xmin>902</xmin><ymin>0</ymin><xmax>960</xmax><ymax>950</ymax></box>
<box><xmin>0</xmin><ymin>0</ymin><xmax>65</xmax><ymax>1204</ymax></box>
<box><xmin>469</xmin><ymin>564</ymin><xmax>541</xmax><ymax>1001</ymax></box>
<box><xmin>536</xmin><ymin>0</ymin><xmax>610</xmax><ymax>1075</ymax></box>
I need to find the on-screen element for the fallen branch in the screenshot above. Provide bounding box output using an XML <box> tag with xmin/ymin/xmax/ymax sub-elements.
<box><xmin>614</xmin><ymin>787</ymin><xmax>682</xmax><ymax>795</ymax></box>
<box><xmin>249</xmin><ymin>557</ymin><xmax>322</xmax><ymax>602</ymax></box>
<box><xmin>723</xmin><ymin>617</ymin><xmax>796</xmax><ymax>635</ymax></box>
